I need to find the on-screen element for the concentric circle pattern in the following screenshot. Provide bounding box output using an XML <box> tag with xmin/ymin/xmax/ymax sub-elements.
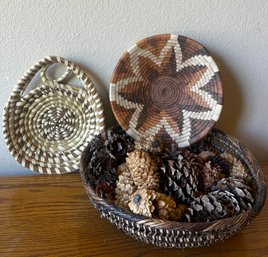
<box><xmin>110</xmin><ymin>34</ymin><xmax>223</xmax><ymax>147</ymax></box>
<box><xmin>3</xmin><ymin>56</ymin><xmax>105</xmax><ymax>174</ymax></box>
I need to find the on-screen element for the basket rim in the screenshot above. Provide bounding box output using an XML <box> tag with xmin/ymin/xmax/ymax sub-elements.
<box><xmin>82</xmin><ymin>179</ymin><xmax>254</xmax><ymax>231</ymax></box>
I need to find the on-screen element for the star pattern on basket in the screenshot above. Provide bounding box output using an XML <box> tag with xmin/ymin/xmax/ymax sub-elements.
<box><xmin>110</xmin><ymin>34</ymin><xmax>223</xmax><ymax>147</ymax></box>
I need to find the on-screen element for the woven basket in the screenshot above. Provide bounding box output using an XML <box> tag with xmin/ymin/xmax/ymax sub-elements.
<box><xmin>79</xmin><ymin>128</ymin><xmax>266</xmax><ymax>248</ymax></box>
<box><xmin>3</xmin><ymin>56</ymin><xmax>105</xmax><ymax>174</ymax></box>
<box><xmin>110</xmin><ymin>34</ymin><xmax>223</xmax><ymax>148</ymax></box>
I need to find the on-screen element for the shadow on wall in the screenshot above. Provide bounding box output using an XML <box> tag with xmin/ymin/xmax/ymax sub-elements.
<box><xmin>79</xmin><ymin>64</ymin><xmax>117</xmax><ymax>128</ymax></box>
<box><xmin>213</xmin><ymin>53</ymin><xmax>268</xmax><ymax>162</ymax></box>
<box><xmin>212</xmin><ymin>53</ymin><xmax>244</xmax><ymax>135</ymax></box>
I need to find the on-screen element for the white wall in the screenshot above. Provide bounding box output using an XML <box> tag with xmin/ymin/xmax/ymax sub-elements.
<box><xmin>1</xmin><ymin>0</ymin><xmax>268</xmax><ymax>175</ymax></box>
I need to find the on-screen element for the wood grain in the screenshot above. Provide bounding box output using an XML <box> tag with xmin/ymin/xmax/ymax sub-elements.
<box><xmin>0</xmin><ymin>164</ymin><xmax>267</xmax><ymax>257</ymax></box>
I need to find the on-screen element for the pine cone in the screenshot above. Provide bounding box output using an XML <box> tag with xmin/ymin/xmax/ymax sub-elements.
<box><xmin>126</xmin><ymin>150</ymin><xmax>160</xmax><ymax>190</ymax></box>
<box><xmin>128</xmin><ymin>188</ymin><xmax>187</xmax><ymax>221</ymax></box>
<box><xmin>185</xmin><ymin>190</ymin><xmax>241</xmax><ymax>222</ymax></box>
<box><xmin>100</xmin><ymin>127</ymin><xmax>134</xmax><ymax>165</ymax></box>
<box><xmin>95</xmin><ymin>168</ymin><xmax>117</xmax><ymax>199</ymax></box>
<box><xmin>220</xmin><ymin>153</ymin><xmax>248</xmax><ymax>179</ymax></box>
<box><xmin>154</xmin><ymin>192</ymin><xmax>187</xmax><ymax>221</ymax></box>
<box><xmin>200</xmin><ymin>161</ymin><xmax>225</xmax><ymax>193</ymax></box>
<box><xmin>115</xmin><ymin>163</ymin><xmax>136</xmax><ymax>209</ymax></box>
<box><xmin>211</xmin><ymin>177</ymin><xmax>254</xmax><ymax>211</ymax></box>
<box><xmin>128</xmin><ymin>188</ymin><xmax>157</xmax><ymax>217</ymax></box>
<box><xmin>161</xmin><ymin>153</ymin><xmax>203</xmax><ymax>203</ymax></box>
<box><xmin>135</xmin><ymin>135</ymin><xmax>162</xmax><ymax>154</ymax></box>
<box><xmin>85</xmin><ymin>146</ymin><xmax>115</xmax><ymax>189</ymax></box>
<box><xmin>80</xmin><ymin>126</ymin><xmax>134</xmax><ymax>190</ymax></box>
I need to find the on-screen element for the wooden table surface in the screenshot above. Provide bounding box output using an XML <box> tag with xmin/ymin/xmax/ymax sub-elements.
<box><xmin>0</xmin><ymin>164</ymin><xmax>267</xmax><ymax>257</ymax></box>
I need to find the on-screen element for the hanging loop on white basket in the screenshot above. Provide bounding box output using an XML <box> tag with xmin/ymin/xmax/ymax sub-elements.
<box><xmin>40</xmin><ymin>64</ymin><xmax>72</xmax><ymax>84</ymax></box>
<box><xmin>3</xmin><ymin>56</ymin><xmax>105</xmax><ymax>174</ymax></box>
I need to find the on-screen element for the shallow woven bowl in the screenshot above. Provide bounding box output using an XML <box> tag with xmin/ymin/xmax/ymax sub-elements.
<box><xmin>79</xmin><ymin>128</ymin><xmax>266</xmax><ymax>248</ymax></box>
<box><xmin>110</xmin><ymin>34</ymin><xmax>223</xmax><ymax>148</ymax></box>
<box><xmin>3</xmin><ymin>56</ymin><xmax>105</xmax><ymax>174</ymax></box>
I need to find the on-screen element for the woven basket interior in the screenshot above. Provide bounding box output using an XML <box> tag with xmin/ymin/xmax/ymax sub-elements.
<box><xmin>79</xmin><ymin>128</ymin><xmax>266</xmax><ymax>248</ymax></box>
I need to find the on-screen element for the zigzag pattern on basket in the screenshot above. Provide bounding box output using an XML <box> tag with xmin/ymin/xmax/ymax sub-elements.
<box><xmin>110</xmin><ymin>34</ymin><xmax>223</xmax><ymax>147</ymax></box>
<box><xmin>3</xmin><ymin>56</ymin><xmax>105</xmax><ymax>174</ymax></box>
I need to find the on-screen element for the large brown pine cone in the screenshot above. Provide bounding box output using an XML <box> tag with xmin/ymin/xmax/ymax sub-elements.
<box><xmin>185</xmin><ymin>190</ymin><xmax>241</xmax><ymax>222</ymax></box>
<box><xmin>211</xmin><ymin>177</ymin><xmax>254</xmax><ymax>211</ymax></box>
<box><xmin>160</xmin><ymin>153</ymin><xmax>204</xmax><ymax>204</ymax></box>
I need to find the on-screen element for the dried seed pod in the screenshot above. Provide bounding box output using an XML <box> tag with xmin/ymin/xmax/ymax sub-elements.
<box><xmin>126</xmin><ymin>150</ymin><xmax>160</xmax><ymax>190</ymax></box>
<box><xmin>198</xmin><ymin>151</ymin><xmax>216</xmax><ymax>161</ymax></box>
<box><xmin>128</xmin><ymin>188</ymin><xmax>157</xmax><ymax>217</ymax></box>
<box><xmin>154</xmin><ymin>192</ymin><xmax>187</xmax><ymax>221</ymax></box>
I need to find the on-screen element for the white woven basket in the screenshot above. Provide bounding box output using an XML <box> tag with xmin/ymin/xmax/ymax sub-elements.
<box><xmin>3</xmin><ymin>56</ymin><xmax>105</xmax><ymax>174</ymax></box>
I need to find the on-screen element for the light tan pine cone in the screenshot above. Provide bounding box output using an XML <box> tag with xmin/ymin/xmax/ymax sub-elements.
<box><xmin>128</xmin><ymin>188</ymin><xmax>157</xmax><ymax>217</ymax></box>
<box><xmin>115</xmin><ymin>163</ymin><xmax>137</xmax><ymax>209</ymax></box>
<box><xmin>128</xmin><ymin>188</ymin><xmax>187</xmax><ymax>221</ymax></box>
<box><xmin>126</xmin><ymin>150</ymin><xmax>160</xmax><ymax>190</ymax></box>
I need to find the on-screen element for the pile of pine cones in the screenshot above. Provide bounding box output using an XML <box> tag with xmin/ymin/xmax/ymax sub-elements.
<box><xmin>84</xmin><ymin>127</ymin><xmax>254</xmax><ymax>223</ymax></box>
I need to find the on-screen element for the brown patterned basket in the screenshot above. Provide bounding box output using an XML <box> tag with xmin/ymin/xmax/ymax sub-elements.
<box><xmin>3</xmin><ymin>56</ymin><xmax>105</xmax><ymax>174</ymax></box>
<box><xmin>79</xmin><ymin>128</ymin><xmax>266</xmax><ymax>248</ymax></box>
<box><xmin>110</xmin><ymin>34</ymin><xmax>223</xmax><ymax>148</ymax></box>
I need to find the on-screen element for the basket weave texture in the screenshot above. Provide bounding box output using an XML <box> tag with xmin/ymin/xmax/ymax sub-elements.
<box><xmin>110</xmin><ymin>34</ymin><xmax>223</xmax><ymax>148</ymax></box>
<box><xmin>80</xmin><ymin>128</ymin><xmax>266</xmax><ymax>248</ymax></box>
<box><xmin>3</xmin><ymin>56</ymin><xmax>105</xmax><ymax>174</ymax></box>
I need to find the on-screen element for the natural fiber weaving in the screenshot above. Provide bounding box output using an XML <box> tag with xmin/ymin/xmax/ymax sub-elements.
<box><xmin>80</xmin><ymin>128</ymin><xmax>266</xmax><ymax>248</ymax></box>
<box><xmin>3</xmin><ymin>56</ymin><xmax>105</xmax><ymax>174</ymax></box>
<box><xmin>110</xmin><ymin>34</ymin><xmax>223</xmax><ymax>147</ymax></box>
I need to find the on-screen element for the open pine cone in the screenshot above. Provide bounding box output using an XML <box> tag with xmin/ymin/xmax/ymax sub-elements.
<box><xmin>160</xmin><ymin>152</ymin><xmax>204</xmax><ymax>204</ymax></box>
<box><xmin>211</xmin><ymin>177</ymin><xmax>254</xmax><ymax>211</ymax></box>
<box><xmin>115</xmin><ymin>163</ymin><xmax>137</xmax><ymax>209</ymax></box>
<box><xmin>185</xmin><ymin>190</ymin><xmax>242</xmax><ymax>222</ymax></box>
<box><xmin>128</xmin><ymin>188</ymin><xmax>187</xmax><ymax>221</ymax></box>
<box><xmin>126</xmin><ymin>150</ymin><xmax>160</xmax><ymax>190</ymax></box>
<box><xmin>80</xmin><ymin>126</ymin><xmax>134</xmax><ymax>196</ymax></box>
<box><xmin>128</xmin><ymin>188</ymin><xmax>157</xmax><ymax>217</ymax></box>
